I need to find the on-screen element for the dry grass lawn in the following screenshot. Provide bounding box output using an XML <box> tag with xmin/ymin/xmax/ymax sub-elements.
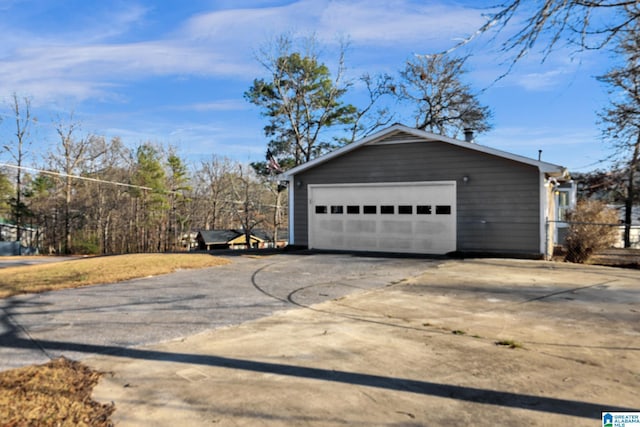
<box><xmin>0</xmin><ymin>357</ymin><xmax>114</xmax><ymax>426</ymax></box>
<box><xmin>0</xmin><ymin>253</ymin><xmax>231</xmax><ymax>426</ymax></box>
<box><xmin>0</xmin><ymin>253</ymin><xmax>230</xmax><ymax>298</ymax></box>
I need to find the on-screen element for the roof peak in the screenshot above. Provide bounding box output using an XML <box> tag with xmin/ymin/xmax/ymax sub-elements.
<box><xmin>282</xmin><ymin>123</ymin><xmax>567</xmax><ymax>178</ymax></box>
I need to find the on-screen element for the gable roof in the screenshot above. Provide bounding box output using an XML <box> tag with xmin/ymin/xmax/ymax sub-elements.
<box><xmin>197</xmin><ymin>230</ymin><xmax>242</xmax><ymax>244</ymax></box>
<box><xmin>282</xmin><ymin>124</ymin><xmax>568</xmax><ymax>179</ymax></box>
<box><xmin>197</xmin><ymin>229</ymin><xmax>269</xmax><ymax>245</ymax></box>
<box><xmin>252</xmin><ymin>229</ymin><xmax>289</xmax><ymax>241</ymax></box>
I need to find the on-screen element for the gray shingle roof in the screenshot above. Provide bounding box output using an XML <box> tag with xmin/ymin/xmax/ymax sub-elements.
<box><xmin>197</xmin><ymin>230</ymin><xmax>243</xmax><ymax>244</ymax></box>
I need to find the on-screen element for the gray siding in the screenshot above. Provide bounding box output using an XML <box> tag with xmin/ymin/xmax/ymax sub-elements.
<box><xmin>292</xmin><ymin>140</ymin><xmax>542</xmax><ymax>254</ymax></box>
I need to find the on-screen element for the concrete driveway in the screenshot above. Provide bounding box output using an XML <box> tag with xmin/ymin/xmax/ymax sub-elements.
<box><xmin>0</xmin><ymin>252</ymin><xmax>430</xmax><ymax>371</ymax></box>
<box><xmin>89</xmin><ymin>256</ymin><xmax>638</xmax><ymax>427</ymax></box>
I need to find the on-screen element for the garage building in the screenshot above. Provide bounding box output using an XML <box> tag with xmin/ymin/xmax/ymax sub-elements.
<box><xmin>283</xmin><ymin>124</ymin><xmax>570</xmax><ymax>258</ymax></box>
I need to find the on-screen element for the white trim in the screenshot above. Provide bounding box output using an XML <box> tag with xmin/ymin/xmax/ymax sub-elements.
<box><xmin>540</xmin><ymin>173</ymin><xmax>550</xmax><ymax>258</ymax></box>
<box><xmin>288</xmin><ymin>177</ymin><xmax>295</xmax><ymax>245</ymax></box>
<box><xmin>282</xmin><ymin>124</ymin><xmax>568</xmax><ymax>179</ymax></box>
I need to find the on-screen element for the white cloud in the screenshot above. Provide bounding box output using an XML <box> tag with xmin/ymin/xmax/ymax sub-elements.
<box><xmin>0</xmin><ymin>1</ymin><xmax>498</xmax><ymax>104</ymax></box>
<box><xmin>513</xmin><ymin>69</ymin><xmax>569</xmax><ymax>91</ymax></box>
<box><xmin>465</xmin><ymin>41</ymin><xmax>603</xmax><ymax>94</ymax></box>
<box><xmin>78</xmin><ymin>4</ymin><xmax>152</xmax><ymax>43</ymax></box>
<box><xmin>170</xmin><ymin>100</ymin><xmax>250</xmax><ymax>112</ymax></box>
<box><xmin>318</xmin><ymin>1</ymin><xmax>487</xmax><ymax>47</ymax></box>
<box><xmin>182</xmin><ymin>0</ymin><xmax>488</xmax><ymax>50</ymax></box>
<box><xmin>181</xmin><ymin>2</ymin><xmax>311</xmax><ymax>41</ymax></box>
<box><xmin>0</xmin><ymin>40</ymin><xmax>251</xmax><ymax>102</ymax></box>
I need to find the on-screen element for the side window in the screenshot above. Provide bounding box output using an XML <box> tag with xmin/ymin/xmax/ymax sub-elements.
<box><xmin>331</xmin><ymin>205</ymin><xmax>344</xmax><ymax>214</ymax></box>
<box><xmin>417</xmin><ymin>205</ymin><xmax>432</xmax><ymax>215</ymax></box>
<box><xmin>557</xmin><ymin>191</ymin><xmax>570</xmax><ymax>221</ymax></box>
<box><xmin>435</xmin><ymin>205</ymin><xmax>451</xmax><ymax>215</ymax></box>
<box><xmin>315</xmin><ymin>205</ymin><xmax>327</xmax><ymax>214</ymax></box>
<box><xmin>347</xmin><ymin>205</ymin><xmax>360</xmax><ymax>214</ymax></box>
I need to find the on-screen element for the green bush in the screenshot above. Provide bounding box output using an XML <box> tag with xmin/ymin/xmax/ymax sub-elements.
<box><xmin>564</xmin><ymin>200</ymin><xmax>619</xmax><ymax>263</ymax></box>
<box><xmin>71</xmin><ymin>237</ymin><xmax>101</xmax><ymax>255</ymax></box>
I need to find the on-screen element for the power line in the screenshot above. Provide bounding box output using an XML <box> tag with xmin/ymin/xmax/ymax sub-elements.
<box><xmin>0</xmin><ymin>163</ymin><xmax>182</xmax><ymax>194</ymax></box>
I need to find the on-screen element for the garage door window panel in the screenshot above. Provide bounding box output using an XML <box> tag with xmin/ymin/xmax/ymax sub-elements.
<box><xmin>381</xmin><ymin>205</ymin><xmax>394</xmax><ymax>214</ymax></box>
<box><xmin>417</xmin><ymin>205</ymin><xmax>432</xmax><ymax>215</ymax></box>
<box><xmin>436</xmin><ymin>205</ymin><xmax>451</xmax><ymax>215</ymax></box>
<box><xmin>398</xmin><ymin>205</ymin><xmax>413</xmax><ymax>214</ymax></box>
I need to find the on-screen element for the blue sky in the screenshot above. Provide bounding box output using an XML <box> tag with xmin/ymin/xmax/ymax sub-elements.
<box><xmin>0</xmin><ymin>0</ymin><xmax>619</xmax><ymax>172</ymax></box>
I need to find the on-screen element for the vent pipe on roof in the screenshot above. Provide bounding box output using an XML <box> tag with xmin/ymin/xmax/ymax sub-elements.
<box><xmin>463</xmin><ymin>128</ymin><xmax>474</xmax><ymax>143</ymax></box>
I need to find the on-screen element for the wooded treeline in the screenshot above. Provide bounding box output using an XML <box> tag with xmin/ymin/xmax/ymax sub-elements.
<box><xmin>0</xmin><ymin>125</ymin><xmax>285</xmax><ymax>254</ymax></box>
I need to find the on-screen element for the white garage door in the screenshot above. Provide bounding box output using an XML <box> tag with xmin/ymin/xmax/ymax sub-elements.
<box><xmin>308</xmin><ymin>181</ymin><xmax>456</xmax><ymax>254</ymax></box>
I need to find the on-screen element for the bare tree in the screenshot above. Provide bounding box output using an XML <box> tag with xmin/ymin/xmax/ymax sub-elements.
<box><xmin>393</xmin><ymin>54</ymin><xmax>491</xmax><ymax>138</ymax></box>
<box><xmin>194</xmin><ymin>156</ymin><xmax>235</xmax><ymax>230</ymax></box>
<box><xmin>80</xmin><ymin>136</ymin><xmax>130</xmax><ymax>254</ymax></box>
<box><xmin>469</xmin><ymin>0</ymin><xmax>640</xmax><ymax>68</ymax></box>
<box><xmin>4</xmin><ymin>94</ymin><xmax>34</xmax><ymax>244</ymax></box>
<box><xmin>269</xmin><ymin>181</ymin><xmax>286</xmax><ymax>247</ymax></box>
<box><xmin>229</xmin><ymin>165</ymin><xmax>266</xmax><ymax>249</ymax></box>
<box><xmin>51</xmin><ymin>114</ymin><xmax>106</xmax><ymax>254</ymax></box>
<box><xmin>341</xmin><ymin>73</ymin><xmax>395</xmax><ymax>145</ymax></box>
<box><xmin>598</xmin><ymin>12</ymin><xmax>640</xmax><ymax>247</ymax></box>
<box><xmin>573</xmin><ymin>169</ymin><xmax>626</xmax><ymax>201</ymax></box>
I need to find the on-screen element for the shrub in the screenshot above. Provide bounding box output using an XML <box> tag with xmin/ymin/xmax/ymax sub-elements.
<box><xmin>71</xmin><ymin>237</ymin><xmax>101</xmax><ymax>255</ymax></box>
<box><xmin>564</xmin><ymin>200</ymin><xmax>619</xmax><ymax>263</ymax></box>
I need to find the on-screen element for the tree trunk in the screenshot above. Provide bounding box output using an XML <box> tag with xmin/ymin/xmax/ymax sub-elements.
<box><xmin>273</xmin><ymin>188</ymin><xmax>282</xmax><ymax>247</ymax></box>
<box><xmin>64</xmin><ymin>175</ymin><xmax>72</xmax><ymax>254</ymax></box>
<box><xmin>102</xmin><ymin>210</ymin><xmax>111</xmax><ymax>255</ymax></box>
<box><xmin>15</xmin><ymin>162</ymin><xmax>22</xmax><ymax>243</ymax></box>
